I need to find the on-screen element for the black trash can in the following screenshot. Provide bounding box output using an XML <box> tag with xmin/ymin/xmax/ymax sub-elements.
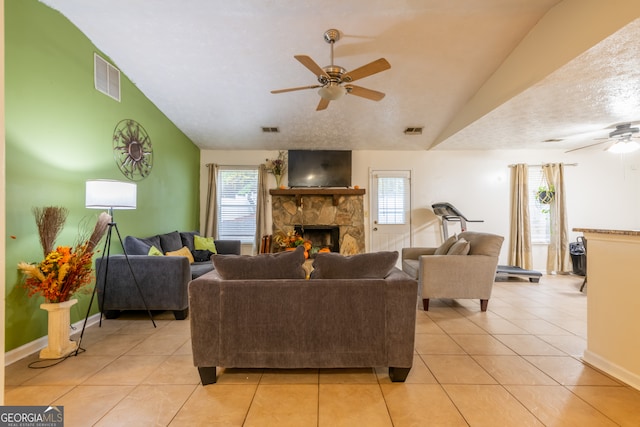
<box><xmin>570</xmin><ymin>236</ymin><xmax>586</xmax><ymax>276</ymax></box>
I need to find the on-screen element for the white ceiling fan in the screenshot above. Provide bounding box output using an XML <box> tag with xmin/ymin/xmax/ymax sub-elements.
<box><xmin>565</xmin><ymin>123</ymin><xmax>640</xmax><ymax>153</ymax></box>
<box><xmin>271</xmin><ymin>29</ymin><xmax>391</xmax><ymax>111</ymax></box>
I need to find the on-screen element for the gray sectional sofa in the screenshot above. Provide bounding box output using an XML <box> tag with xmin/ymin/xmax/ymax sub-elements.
<box><xmin>96</xmin><ymin>230</ymin><xmax>240</xmax><ymax>320</ymax></box>
<box><xmin>188</xmin><ymin>246</ymin><xmax>418</xmax><ymax>384</ymax></box>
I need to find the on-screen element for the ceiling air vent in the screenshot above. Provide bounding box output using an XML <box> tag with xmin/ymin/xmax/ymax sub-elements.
<box><xmin>262</xmin><ymin>127</ymin><xmax>280</xmax><ymax>133</ymax></box>
<box><xmin>94</xmin><ymin>53</ymin><xmax>121</xmax><ymax>102</ymax></box>
<box><xmin>404</xmin><ymin>127</ymin><xmax>423</xmax><ymax>135</ymax></box>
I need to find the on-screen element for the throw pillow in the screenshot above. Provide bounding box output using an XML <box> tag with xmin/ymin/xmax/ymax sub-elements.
<box><xmin>194</xmin><ymin>235</ymin><xmax>217</xmax><ymax>253</ymax></box>
<box><xmin>447</xmin><ymin>238</ymin><xmax>470</xmax><ymax>255</ymax></box>
<box><xmin>165</xmin><ymin>246</ymin><xmax>195</xmax><ymax>264</ymax></box>
<box><xmin>192</xmin><ymin>249</ymin><xmax>214</xmax><ymax>263</ymax></box>
<box><xmin>434</xmin><ymin>235</ymin><xmax>458</xmax><ymax>255</ymax></box>
<box><xmin>212</xmin><ymin>245</ymin><xmax>306</xmax><ymax>279</ymax></box>
<box><xmin>310</xmin><ymin>251</ymin><xmax>398</xmax><ymax>279</ymax></box>
<box><xmin>148</xmin><ymin>245</ymin><xmax>164</xmax><ymax>256</ymax></box>
<box><xmin>159</xmin><ymin>231</ymin><xmax>183</xmax><ymax>253</ymax></box>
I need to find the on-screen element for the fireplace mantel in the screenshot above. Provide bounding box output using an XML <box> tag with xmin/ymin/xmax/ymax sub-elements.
<box><xmin>269</xmin><ymin>188</ymin><xmax>365</xmax><ymax>206</ymax></box>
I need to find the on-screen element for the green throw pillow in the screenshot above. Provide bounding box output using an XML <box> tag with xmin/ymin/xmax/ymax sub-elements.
<box><xmin>194</xmin><ymin>235</ymin><xmax>217</xmax><ymax>253</ymax></box>
<box><xmin>148</xmin><ymin>245</ymin><xmax>164</xmax><ymax>256</ymax></box>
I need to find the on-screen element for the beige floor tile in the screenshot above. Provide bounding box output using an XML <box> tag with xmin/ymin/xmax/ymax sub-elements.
<box><xmin>115</xmin><ymin>317</ymin><xmax>171</xmax><ymax>335</ymax></box>
<box><xmin>170</xmin><ymin>384</ymin><xmax>256</xmax><ymax>426</ymax></box>
<box><xmin>216</xmin><ymin>367</ymin><xmax>264</xmax><ymax>384</ymax></box>
<box><xmin>376</xmin><ymin>355</ymin><xmax>437</xmax><ymax>384</ymax></box>
<box><xmin>381</xmin><ymin>383</ymin><xmax>467</xmax><ymax>426</ymax></box>
<box><xmin>468</xmin><ymin>317</ymin><xmax>529</xmax><ymax>334</ymax></box>
<box><xmin>494</xmin><ymin>334</ymin><xmax>566</xmax><ymax>356</ymax></box>
<box><xmin>443</xmin><ymin>384</ymin><xmax>545</xmax><ymax>426</ymax></box>
<box><xmin>422</xmin><ymin>355</ymin><xmax>497</xmax><ymax>384</ymax></box>
<box><xmin>507</xmin><ymin>318</ymin><xmax>572</xmax><ymax>335</ymax></box>
<box><xmin>173</xmin><ymin>339</ymin><xmax>193</xmax><ymax>356</ymax></box>
<box><xmin>52</xmin><ymin>385</ymin><xmax>134</xmax><ymax>426</ymax></box>
<box><xmin>4</xmin><ymin>384</ymin><xmax>73</xmax><ymax>405</ymax></box>
<box><xmin>450</xmin><ymin>334</ymin><xmax>517</xmax><ymax>355</ymax></box>
<box><xmin>506</xmin><ymin>385</ymin><xmax>618</xmax><ymax>426</ymax></box>
<box><xmin>4</xmin><ymin>353</ymin><xmax>49</xmax><ymax>385</ymax></box>
<box><xmin>414</xmin><ymin>312</ymin><xmax>445</xmax><ymax>334</ymax></box>
<box><xmin>432</xmin><ymin>317</ymin><xmax>488</xmax><ymax>334</ymax></box>
<box><xmin>524</xmin><ymin>356</ymin><xmax>622</xmax><ymax>386</ymax></box>
<box><xmin>319</xmin><ymin>368</ymin><xmax>377</xmax><ymax>384</ymax></box>
<box><xmin>79</xmin><ymin>332</ymin><xmax>148</xmax><ymax>356</ymax></box>
<box><xmin>260</xmin><ymin>368</ymin><xmax>319</xmax><ymax>384</ymax></box>
<box><xmin>569</xmin><ymin>385</ymin><xmax>640</xmax><ymax>426</ymax></box>
<box><xmin>22</xmin><ymin>355</ymin><xmax>115</xmax><ymax>386</ymax></box>
<box><xmin>472</xmin><ymin>355</ymin><xmax>557</xmax><ymax>385</ymax></box>
<box><xmin>82</xmin><ymin>355</ymin><xmax>168</xmax><ymax>386</ymax></box>
<box><xmin>141</xmin><ymin>354</ymin><xmax>201</xmax><ymax>385</ymax></box>
<box><xmin>244</xmin><ymin>384</ymin><xmax>318</xmax><ymax>427</ymax></box>
<box><xmin>126</xmin><ymin>333</ymin><xmax>190</xmax><ymax>356</ymax></box>
<box><xmin>537</xmin><ymin>334</ymin><xmax>587</xmax><ymax>357</ymax></box>
<box><xmin>319</xmin><ymin>384</ymin><xmax>392</xmax><ymax>427</ymax></box>
<box><xmin>94</xmin><ymin>384</ymin><xmax>196</xmax><ymax>426</ymax></box>
<box><xmin>414</xmin><ymin>334</ymin><xmax>465</xmax><ymax>355</ymax></box>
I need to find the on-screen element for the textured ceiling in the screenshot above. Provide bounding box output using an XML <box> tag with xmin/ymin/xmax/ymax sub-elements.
<box><xmin>39</xmin><ymin>0</ymin><xmax>640</xmax><ymax>152</ymax></box>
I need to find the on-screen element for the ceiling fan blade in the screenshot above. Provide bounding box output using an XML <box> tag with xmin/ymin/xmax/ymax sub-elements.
<box><xmin>346</xmin><ymin>85</ymin><xmax>385</xmax><ymax>101</ymax></box>
<box><xmin>294</xmin><ymin>55</ymin><xmax>330</xmax><ymax>79</ymax></box>
<box><xmin>343</xmin><ymin>58</ymin><xmax>391</xmax><ymax>82</ymax></box>
<box><xmin>564</xmin><ymin>140</ymin><xmax>610</xmax><ymax>153</ymax></box>
<box><xmin>316</xmin><ymin>97</ymin><xmax>330</xmax><ymax>111</ymax></box>
<box><xmin>271</xmin><ymin>85</ymin><xmax>321</xmax><ymax>94</ymax></box>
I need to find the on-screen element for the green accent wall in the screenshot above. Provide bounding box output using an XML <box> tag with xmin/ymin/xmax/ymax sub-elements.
<box><xmin>4</xmin><ymin>0</ymin><xmax>201</xmax><ymax>352</ymax></box>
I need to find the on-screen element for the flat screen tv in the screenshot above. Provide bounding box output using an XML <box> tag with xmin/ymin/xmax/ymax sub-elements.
<box><xmin>288</xmin><ymin>150</ymin><xmax>352</xmax><ymax>188</ymax></box>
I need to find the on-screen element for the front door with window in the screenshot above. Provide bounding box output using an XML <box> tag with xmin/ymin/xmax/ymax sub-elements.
<box><xmin>370</xmin><ymin>170</ymin><xmax>412</xmax><ymax>265</ymax></box>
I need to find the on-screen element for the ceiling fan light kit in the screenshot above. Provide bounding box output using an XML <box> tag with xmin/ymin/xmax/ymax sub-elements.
<box><xmin>565</xmin><ymin>123</ymin><xmax>640</xmax><ymax>153</ymax></box>
<box><xmin>271</xmin><ymin>29</ymin><xmax>391</xmax><ymax>110</ymax></box>
<box><xmin>607</xmin><ymin>137</ymin><xmax>640</xmax><ymax>154</ymax></box>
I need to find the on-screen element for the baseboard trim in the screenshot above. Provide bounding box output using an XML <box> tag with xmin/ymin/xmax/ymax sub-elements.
<box><xmin>4</xmin><ymin>313</ymin><xmax>101</xmax><ymax>366</ymax></box>
<box><xmin>583</xmin><ymin>350</ymin><xmax>640</xmax><ymax>391</ymax></box>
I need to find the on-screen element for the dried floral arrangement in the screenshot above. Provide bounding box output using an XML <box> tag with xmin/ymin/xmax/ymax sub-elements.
<box><xmin>17</xmin><ymin>207</ymin><xmax>111</xmax><ymax>303</ymax></box>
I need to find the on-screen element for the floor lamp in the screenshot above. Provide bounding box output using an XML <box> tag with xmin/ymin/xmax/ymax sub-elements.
<box><xmin>76</xmin><ymin>180</ymin><xmax>156</xmax><ymax>354</ymax></box>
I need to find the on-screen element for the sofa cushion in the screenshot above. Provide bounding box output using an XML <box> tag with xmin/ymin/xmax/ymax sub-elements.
<box><xmin>148</xmin><ymin>245</ymin><xmax>164</xmax><ymax>256</ymax></box>
<box><xmin>434</xmin><ymin>235</ymin><xmax>457</xmax><ymax>255</ymax></box>
<box><xmin>459</xmin><ymin>231</ymin><xmax>504</xmax><ymax>257</ymax></box>
<box><xmin>194</xmin><ymin>235</ymin><xmax>217</xmax><ymax>253</ymax></box>
<box><xmin>212</xmin><ymin>245</ymin><xmax>306</xmax><ymax>279</ymax></box>
<box><xmin>401</xmin><ymin>259</ymin><xmax>419</xmax><ymax>280</ymax></box>
<box><xmin>166</xmin><ymin>246</ymin><xmax>195</xmax><ymax>263</ymax></box>
<box><xmin>190</xmin><ymin>262</ymin><xmax>214</xmax><ymax>279</ymax></box>
<box><xmin>180</xmin><ymin>231</ymin><xmax>199</xmax><ymax>251</ymax></box>
<box><xmin>159</xmin><ymin>231</ymin><xmax>183</xmax><ymax>253</ymax></box>
<box><xmin>447</xmin><ymin>237</ymin><xmax>470</xmax><ymax>255</ymax></box>
<box><xmin>310</xmin><ymin>251</ymin><xmax>399</xmax><ymax>279</ymax></box>
<box><xmin>124</xmin><ymin>235</ymin><xmax>162</xmax><ymax>255</ymax></box>
<box><xmin>192</xmin><ymin>249</ymin><xmax>214</xmax><ymax>263</ymax></box>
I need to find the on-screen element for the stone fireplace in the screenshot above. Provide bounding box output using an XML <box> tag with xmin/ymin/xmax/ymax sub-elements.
<box><xmin>270</xmin><ymin>188</ymin><xmax>365</xmax><ymax>255</ymax></box>
<box><xmin>294</xmin><ymin>225</ymin><xmax>340</xmax><ymax>253</ymax></box>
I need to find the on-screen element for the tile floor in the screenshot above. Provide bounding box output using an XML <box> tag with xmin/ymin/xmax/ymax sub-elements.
<box><xmin>5</xmin><ymin>274</ymin><xmax>640</xmax><ymax>426</ymax></box>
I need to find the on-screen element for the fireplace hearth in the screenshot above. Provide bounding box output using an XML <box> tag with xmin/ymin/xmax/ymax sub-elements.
<box><xmin>294</xmin><ymin>225</ymin><xmax>340</xmax><ymax>253</ymax></box>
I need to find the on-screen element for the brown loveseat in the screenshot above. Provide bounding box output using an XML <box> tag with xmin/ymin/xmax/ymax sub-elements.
<box><xmin>188</xmin><ymin>247</ymin><xmax>417</xmax><ymax>384</ymax></box>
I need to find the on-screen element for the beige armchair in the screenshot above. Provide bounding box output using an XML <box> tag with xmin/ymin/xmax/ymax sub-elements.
<box><xmin>402</xmin><ymin>231</ymin><xmax>504</xmax><ymax>312</ymax></box>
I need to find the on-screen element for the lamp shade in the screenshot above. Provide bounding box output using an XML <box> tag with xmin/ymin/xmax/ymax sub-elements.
<box><xmin>86</xmin><ymin>179</ymin><xmax>137</xmax><ymax>209</ymax></box>
<box><xmin>607</xmin><ymin>139</ymin><xmax>640</xmax><ymax>154</ymax></box>
<box><xmin>318</xmin><ymin>83</ymin><xmax>346</xmax><ymax>101</ymax></box>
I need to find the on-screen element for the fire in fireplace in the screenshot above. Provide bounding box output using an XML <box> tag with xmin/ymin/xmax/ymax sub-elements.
<box><xmin>294</xmin><ymin>225</ymin><xmax>340</xmax><ymax>254</ymax></box>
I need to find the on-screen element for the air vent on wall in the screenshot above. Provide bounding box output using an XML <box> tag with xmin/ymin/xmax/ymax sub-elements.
<box><xmin>94</xmin><ymin>53</ymin><xmax>121</xmax><ymax>102</ymax></box>
<box><xmin>262</xmin><ymin>127</ymin><xmax>280</xmax><ymax>133</ymax></box>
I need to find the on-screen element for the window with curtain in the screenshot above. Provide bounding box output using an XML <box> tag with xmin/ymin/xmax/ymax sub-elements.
<box><xmin>528</xmin><ymin>167</ymin><xmax>550</xmax><ymax>244</ymax></box>
<box><xmin>216</xmin><ymin>167</ymin><xmax>259</xmax><ymax>243</ymax></box>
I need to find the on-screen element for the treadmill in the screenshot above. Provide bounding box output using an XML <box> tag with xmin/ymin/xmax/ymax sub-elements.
<box><xmin>431</xmin><ymin>202</ymin><xmax>541</xmax><ymax>283</ymax></box>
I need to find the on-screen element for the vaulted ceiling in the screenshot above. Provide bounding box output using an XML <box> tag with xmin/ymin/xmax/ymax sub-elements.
<box><xmin>40</xmin><ymin>0</ymin><xmax>640</xmax><ymax>152</ymax></box>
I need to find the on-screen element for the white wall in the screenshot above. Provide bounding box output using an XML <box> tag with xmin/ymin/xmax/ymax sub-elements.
<box><xmin>201</xmin><ymin>148</ymin><xmax>640</xmax><ymax>271</ymax></box>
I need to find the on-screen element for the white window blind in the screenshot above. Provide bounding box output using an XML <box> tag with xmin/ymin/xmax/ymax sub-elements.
<box><xmin>528</xmin><ymin>167</ymin><xmax>550</xmax><ymax>244</ymax></box>
<box><xmin>216</xmin><ymin>167</ymin><xmax>258</xmax><ymax>243</ymax></box>
<box><xmin>375</xmin><ymin>172</ymin><xmax>410</xmax><ymax>225</ymax></box>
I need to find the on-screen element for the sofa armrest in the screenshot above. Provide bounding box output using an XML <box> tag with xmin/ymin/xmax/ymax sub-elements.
<box><xmin>188</xmin><ymin>272</ymin><xmax>222</xmax><ymax>367</ymax></box>
<box><xmin>420</xmin><ymin>254</ymin><xmax>499</xmax><ymax>299</ymax></box>
<box><xmin>214</xmin><ymin>240</ymin><xmax>241</xmax><ymax>255</ymax></box>
<box><xmin>402</xmin><ymin>247</ymin><xmax>437</xmax><ymax>261</ymax></box>
<box><xmin>96</xmin><ymin>255</ymin><xmax>191</xmax><ymax>310</ymax></box>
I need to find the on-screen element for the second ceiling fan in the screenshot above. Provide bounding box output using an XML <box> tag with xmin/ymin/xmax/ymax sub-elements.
<box><xmin>271</xmin><ymin>29</ymin><xmax>391</xmax><ymax>111</ymax></box>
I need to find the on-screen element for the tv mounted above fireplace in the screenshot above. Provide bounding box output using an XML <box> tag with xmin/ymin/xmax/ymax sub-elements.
<box><xmin>287</xmin><ymin>150</ymin><xmax>352</xmax><ymax>188</ymax></box>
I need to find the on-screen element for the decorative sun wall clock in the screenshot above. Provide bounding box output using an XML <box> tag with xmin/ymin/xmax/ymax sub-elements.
<box><xmin>112</xmin><ymin>119</ymin><xmax>153</xmax><ymax>181</ymax></box>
